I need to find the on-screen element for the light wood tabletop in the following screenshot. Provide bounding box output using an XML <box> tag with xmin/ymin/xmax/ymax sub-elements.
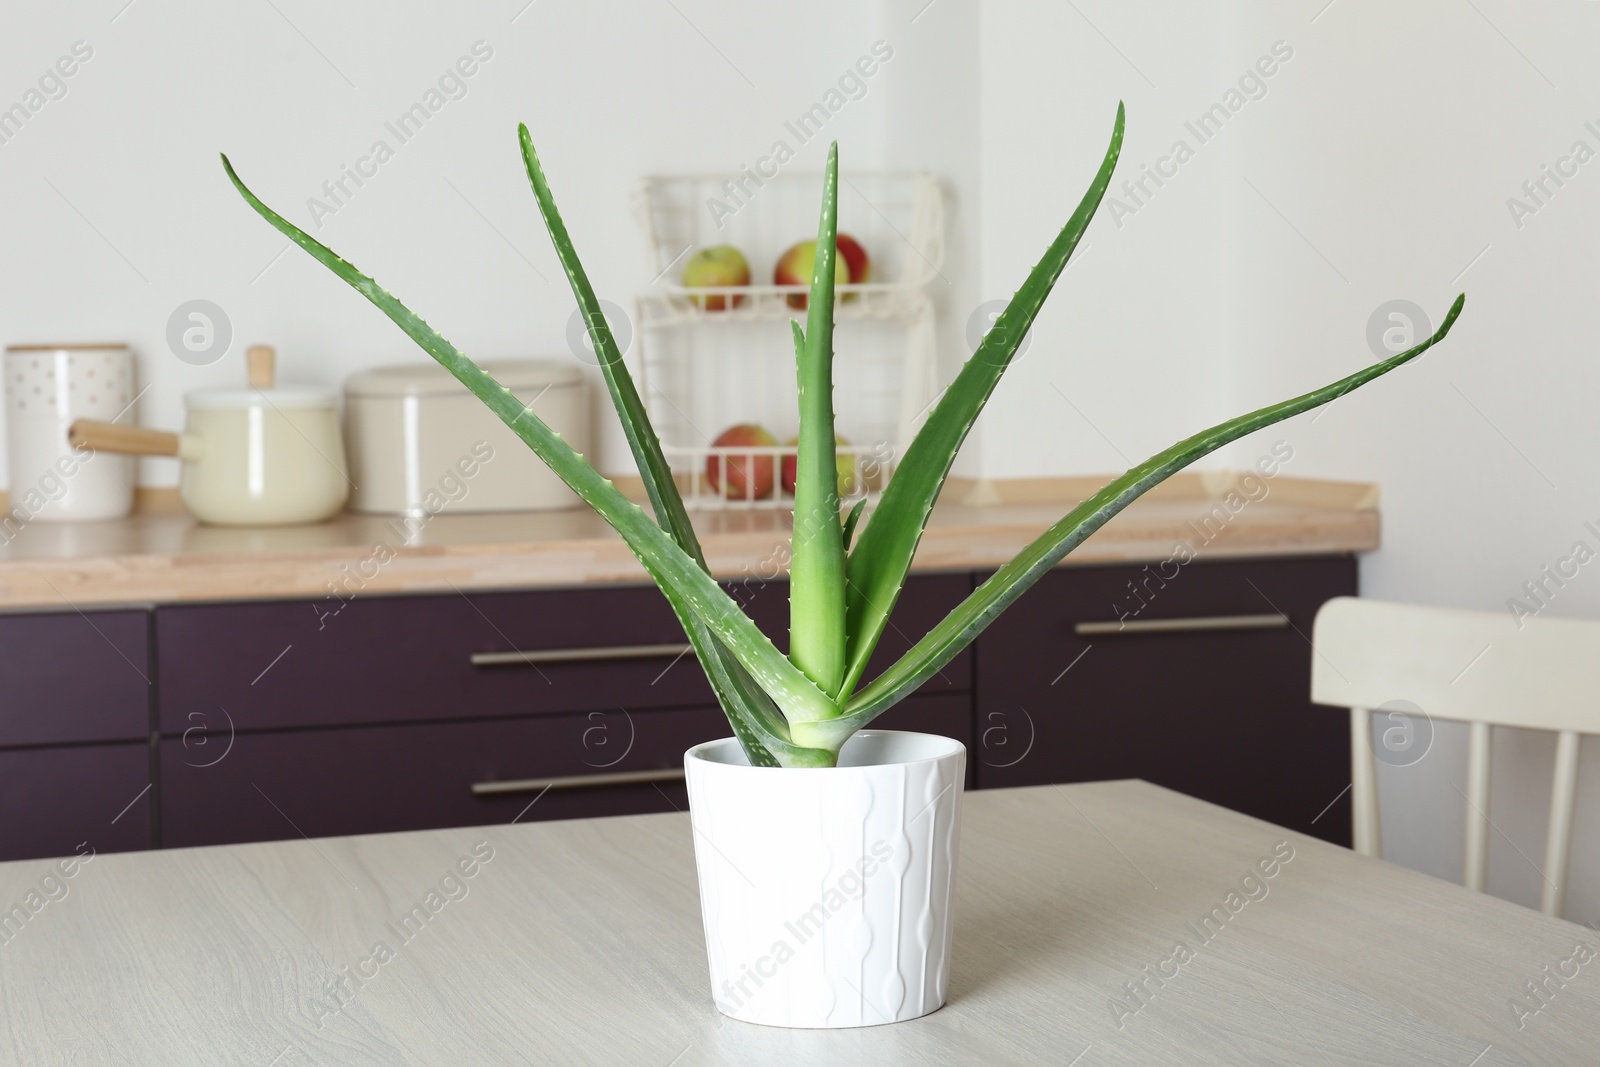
<box><xmin>2</xmin><ymin>781</ymin><xmax>1591</xmax><ymax>1065</ymax></box>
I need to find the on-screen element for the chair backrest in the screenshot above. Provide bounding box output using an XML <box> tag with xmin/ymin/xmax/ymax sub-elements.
<box><xmin>1311</xmin><ymin>596</ymin><xmax>1600</xmax><ymax>918</ymax></box>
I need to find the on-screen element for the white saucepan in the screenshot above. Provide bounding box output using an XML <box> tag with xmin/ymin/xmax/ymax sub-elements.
<box><xmin>70</xmin><ymin>346</ymin><xmax>349</xmax><ymax>526</ymax></box>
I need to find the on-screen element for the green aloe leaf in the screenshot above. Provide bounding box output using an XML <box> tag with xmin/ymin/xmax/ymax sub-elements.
<box><xmin>632</xmin><ymin>554</ymin><xmax>833</xmax><ymax>767</ymax></box>
<box><xmin>841</xmin><ymin>498</ymin><xmax>867</xmax><ymax>553</ymax></box>
<box><xmin>788</xmin><ymin>147</ymin><xmax>848</xmax><ymax>705</ymax></box>
<box><xmin>516</xmin><ymin>126</ymin><xmax>830</xmax><ymax>767</ymax></box>
<box><xmin>220</xmin><ymin>152</ymin><xmax>840</xmax><ymax>742</ymax></box>
<box><xmin>827</xmin><ymin>294</ymin><xmax>1466</xmax><ymax>731</ymax></box>
<box><xmin>224</xmin><ymin>103</ymin><xmax>1462</xmax><ymax>771</ymax></box>
<box><xmin>517</xmin><ymin>126</ymin><xmax>696</xmax><ymax>567</ymax></box>
<box><xmin>838</xmin><ymin>103</ymin><xmax>1126</xmax><ymax>701</ymax></box>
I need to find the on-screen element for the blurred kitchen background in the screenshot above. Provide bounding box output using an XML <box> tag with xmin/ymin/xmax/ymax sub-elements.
<box><xmin>1</xmin><ymin>1</ymin><xmax>1596</xmax><ymax>914</ymax></box>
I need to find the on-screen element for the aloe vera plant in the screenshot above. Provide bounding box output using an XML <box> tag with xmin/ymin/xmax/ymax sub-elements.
<box><xmin>223</xmin><ymin>103</ymin><xmax>1464</xmax><ymax>768</ymax></box>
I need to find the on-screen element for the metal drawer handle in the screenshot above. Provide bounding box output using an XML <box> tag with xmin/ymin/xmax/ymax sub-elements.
<box><xmin>1074</xmin><ymin>613</ymin><xmax>1288</xmax><ymax>637</ymax></box>
<box><xmin>472</xmin><ymin>768</ymin><xmax>687</xmax><ymax>795</ymax></box>
<box><xmin>470</xmin><ymin>643</ymin><xmax>695</xmax><ymax>668</ymax></box>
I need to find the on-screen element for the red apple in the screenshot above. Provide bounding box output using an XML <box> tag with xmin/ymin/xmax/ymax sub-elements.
<box><xmin>780</xmin><ymin>434</ymin><xmax>856</xmax><ymax>497</ymax></box>
<box><xmin>682</xmin><ymin>245</ymin><xmax>750</xmax><ymax>311</ymax></box>
<box><xmin>774</xmin><ymin>240</ymin><xmax>853</xmax><ymax>310</ymax></box>
<box><xmin>707</xmin><ymin>423</ymin><xmax>778</xmax><ymax>499</ymax></box>
<box><xmin>834</xmin><ymin>233</ymin><xmax>871</xmax><ymax>288</ymax></box>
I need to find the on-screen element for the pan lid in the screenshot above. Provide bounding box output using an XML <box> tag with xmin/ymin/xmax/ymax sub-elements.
<box><xmin>344</xmin><ymin>359</ymin><xmax>583</xmax><ymax>398</ymax></box>
<box><xmin>185</xmin><ymin>386</ymin><xmax>341</xmax><ymax>411</ymax></box>
<box><xmin>184</xmin><ymin>345</ymin><xmax>340</xmax><ymax>410</ymax></box>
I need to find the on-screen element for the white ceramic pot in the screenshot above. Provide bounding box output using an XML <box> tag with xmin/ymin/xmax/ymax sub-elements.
<box><xmin>683</xmin><ymin>730</ymin><xmax>965</xmax><ymax>1029</ymax></box>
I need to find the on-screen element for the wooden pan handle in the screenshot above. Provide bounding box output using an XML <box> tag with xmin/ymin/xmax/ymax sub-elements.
<box><xmin>68</xmin><ymin>419</ymin><xmax>182</xmax><ymax>457</ymax></box>
<box><xmin>247</xmin><ymin>345</ymin><xmax>275</xmax><ymax>390</ymax></box>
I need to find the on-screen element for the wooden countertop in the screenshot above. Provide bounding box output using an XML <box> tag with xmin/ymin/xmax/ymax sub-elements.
<box><xmin>0</xmin><ymin>473</ymin><xmax>1378</xmax><ymax>610</ymax></box>
<box><xmin>4</xmin><ymin>781</ymin><xmax>1588</xmax><ymax>1064</ymax></box>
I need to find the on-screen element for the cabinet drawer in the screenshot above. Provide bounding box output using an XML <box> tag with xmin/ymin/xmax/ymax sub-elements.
<box><xmin>975</xmin><ymin>557</ymin><xmax>1356</xmax><ymax>843</ymax></box>
<box><xmin>156</xmin><ymin>586</ymin><xmax>718</xmax><ymax>734</ymax></box>
<box><xmin>0</xmin><ymin>742</ymin><xmax>150</xmax><ymax>861</ymax></box>
<box><xmin>0</xmin><ymin>610</ymin><xmax>149</xmax><ymax>747</ymax></box>
<box><xmin>160</xmin><ymin>706</ymin><xmax>731</xmax><ymax>848</ymax></box>
<box><xmin>161</xmin><ymin>693</ymin><xmax>974</xmax><ymax>848</ymax></box>
<box><xmin>156</xmin><ymin>575</ymin><xmax>973</xmax><ymax>736</ymax></box>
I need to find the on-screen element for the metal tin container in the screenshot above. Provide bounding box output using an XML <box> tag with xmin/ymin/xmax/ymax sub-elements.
<box><xmin>5</xmin><ymin>343</ymin><xmax>136</xmax><ymax>522</ymax></box>
<box><xmin>343</xmin><ymin>360</ymin><xmax>587</xmax><ymax>515</ymax></box>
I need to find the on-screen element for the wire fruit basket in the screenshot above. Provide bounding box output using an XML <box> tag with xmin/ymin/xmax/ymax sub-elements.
<box><xmin>632</xmin><ymin>171</ymin><xmax>944</xmax><ymax>510</ymax></box>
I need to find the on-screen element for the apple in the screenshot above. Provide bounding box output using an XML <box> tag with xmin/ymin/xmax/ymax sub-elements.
<box><xmin>707</xmin><ymin>423</ymin><xmax>778</xmax><ymax>499</ymax></box>
<box><xmin>682</xmin><ymin>245</ymin><xmax>750</xmax><ymax>311</ymax></box>
<box><xmin>774</xmin><ymin>240</ymin><xmax>853</xmax><ymax>310</ymax></box>
<box><xmin>780</xmin><ymin>433</ymin><xmax>856</xmax><ymax>497</ymax></box>
<box><xmin>834</xmin><ymin>233</ymin><xmax>871</xmax><ymax>288</ymax></box>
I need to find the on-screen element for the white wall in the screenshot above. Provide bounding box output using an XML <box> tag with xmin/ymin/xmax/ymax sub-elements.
<box><xmin>1216</xmin><ymin>0</ymin><xmax>1600</xmax><ymax>923</ymax></box>
<box><xmin>4</xmin><ymin>0</ymin><xmax>1595</xmax><ymax>921</ymax></box>
<box><xmin>881</xmin><ymin>1</ymin><xmax>982</xmax><ymax>475</ymax></box>
<box><xmin>0</xmin><ymin>0</ymin><xmax>906</xmax><ymax>486</ymax></box>
<box><xmin>966</xmin><ymin>0</ymin><xmax>1600</xmax><ymax>923</ymax></box>
<box><xmin>973</xmin><ymin>2</ymin><xmax>1234</xmax><ymax>479</ymax></box>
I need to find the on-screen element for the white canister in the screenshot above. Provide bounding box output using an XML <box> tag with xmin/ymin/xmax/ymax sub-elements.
<box><xmin>684</xmin><ymin>731</ymin><xmax>966</xmax><ymax>1029</ymax></box>
<box><xmin>343</xmin><ymin>360</ymin><xmax>587</xmax><ymax>515</ymax></box>
<box><xmin>4</xmin><ymin>344</ymin><xmax>136</xmax><ymax>522</ymax></box>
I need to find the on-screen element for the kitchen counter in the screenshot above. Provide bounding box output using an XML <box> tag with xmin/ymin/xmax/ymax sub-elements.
<box><xmin>0</xmin><ymin>472</ymin><xmax>1377</xmax><ymax>610</ymax></box>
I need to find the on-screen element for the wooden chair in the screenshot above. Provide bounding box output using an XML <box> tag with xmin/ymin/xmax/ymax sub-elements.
<box><xmin>1311</xmin><ymin>596</ymin><xmax>1595</xmax><ymax>918</ymax></box>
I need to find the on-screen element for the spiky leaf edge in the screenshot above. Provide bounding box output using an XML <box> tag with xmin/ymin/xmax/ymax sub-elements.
<box><xmin>221</xmin><ymin>152</ymin><xmax>839</xmax><ymax>766</ymax></box>
<box><xmin>804</xmin><ymin>294</ymin><xmax>1468</xmax><ymax>746</ymax></box>
<box><xmin>839</xmin><ymin>103</ymin><xmax>1126</xmax><ymax>701</ymax></box>
<box><xmin>788</xmin><ymin>142</ymin><xmax>848</xmax><ymax>704</ymax></box>
<box><xmin>515</xmin><ymin>127</ymin><xmax>833</xmax><ymax>767</ymax></box>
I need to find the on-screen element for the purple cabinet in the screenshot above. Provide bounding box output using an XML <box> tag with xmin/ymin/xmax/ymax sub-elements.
<box><xmin>0</xmin><ymin>609</ymin><xmax>151</xmax><ymax>861</ymax></box>
<box><xmin>155</xmin><ymin>586</ymin><xmax>718</xmax><ymax>735</ymax></box>
<box><xmin>0</xmin><ymin>609</ymin><xmax>148</xmax><ymax>746</ymax></box>
<box><xmin>152</xmin><ymin>575</ymin><xmax>979</xmax><ymax>846</ymax></box>
<box><xmin>975</xmin><ymin>557</ymin><xmax>1357</xmax><ymax>844</ymax></box>
<box><xmin>0</xmin><ymin>743</ymin><xmax>150</xmax><ymax>861</ymax></box>
<box><xmin>160</xmin><ymin>693</ymin><xmax>975</xmax><ymax>847</ymax></box>
<box><xmin>154</xmin><ymin>575</ymin><xmax>975</xmax><ymax>736</ymax></box>
<box><xmin>151</xmin><ymin>562</ymin><xmax>1358</xmax><ymax>846</ymax></box>
<box><xmin>160</xmin><ymin>706</ymin><xmax>728</xmax><ymax>848</ymax></box>
<box><xmin>0</xmin><ymin>560</ymin><xmax>1355</xmax><ymax>853</ymax></box>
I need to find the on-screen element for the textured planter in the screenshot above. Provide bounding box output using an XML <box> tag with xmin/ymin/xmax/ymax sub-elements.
<box><xmin>683</xmin><ymin>730</ymin><xmax>965</xmax><ymax>1028</ymax></box>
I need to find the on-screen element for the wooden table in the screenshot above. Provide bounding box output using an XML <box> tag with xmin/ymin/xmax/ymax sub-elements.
<box><xmin>3</xmin><ymin>781</ymin><xmax>1591</xmax><ymax>1065</ymax></box>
